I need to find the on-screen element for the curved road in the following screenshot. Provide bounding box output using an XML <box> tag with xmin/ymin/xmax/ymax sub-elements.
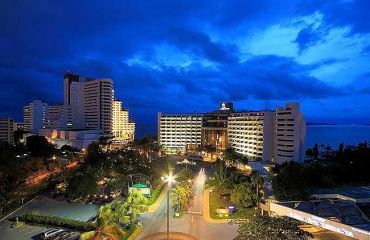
<box><xmin>138</xmin><ymin>169</ymin><xmax>238</xmax><ymax>240</ymax></box>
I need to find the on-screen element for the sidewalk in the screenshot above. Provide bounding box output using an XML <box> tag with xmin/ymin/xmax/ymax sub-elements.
<box><xmin>147</xmin><ymin>186</ymin><xmax>166</xmax><ymax>213</ymax></box>
<box><xmin>203</xmin><ymin>188</ymin><xmax>230</xmax><ymax>224</ymax></box>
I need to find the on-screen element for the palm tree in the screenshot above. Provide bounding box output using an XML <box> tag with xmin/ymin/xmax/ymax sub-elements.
<box><xmin>116</xmin><ymin>189</ymin><xmax>148</xmax><ymax>224</ymax></box>
<box><xmin>81</xmin><ymin>204</ymin><xmax>126</xmax><ymax>240</ymax></box>
<box><xmin>251</xmin><ymin>171</ymin><xmax>264</xmax><ymax>202</ymax></box>
<box><xmin>171</xmin><ymin>183</ymin><xmax>192</xmax><ymax>213</ymax></box>
<box><xmin>214</xmin><ymin>160</ymin><xmax>227</xmax><ymax>187</ymax></box>
<box><xmin>223</xmin><ymin>148</ymin><xmax>243</xmax><ymax>166</ymax></box>
<box><xmin>80</xmin><ymin>218</ymin><xmax>126</xmax><ymax>240</ymax></box>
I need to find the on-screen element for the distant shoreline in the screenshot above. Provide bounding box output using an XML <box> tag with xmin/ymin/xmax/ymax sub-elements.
<box><xmin>307</xmin><ymin>123</ymin><xmax>370</xmax><ymax>126</ymax></box>
<box><xmin>307</xmin><ymin>122</ymin><xmax>337</xmax><ymax>126</ymax></box>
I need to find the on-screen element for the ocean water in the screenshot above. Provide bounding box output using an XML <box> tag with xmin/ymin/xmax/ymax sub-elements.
<box><xmin>306</xmin><ymin>125</ymin><xmax>370</xmax><ymax>150</ymax></box>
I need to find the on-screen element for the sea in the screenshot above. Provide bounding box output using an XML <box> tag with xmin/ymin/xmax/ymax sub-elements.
<box><xmin>306</xmin><ymin>125</ymin><xmax>370</xmax><ymax>150</ymax></box>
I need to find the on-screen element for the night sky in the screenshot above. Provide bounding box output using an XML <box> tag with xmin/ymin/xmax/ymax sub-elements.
<box><xmin>1</xmin><ymin>0</ymin><xmax>370</xmax><ymax>137</ymax></box>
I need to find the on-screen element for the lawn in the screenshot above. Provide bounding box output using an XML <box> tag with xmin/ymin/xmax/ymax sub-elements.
<box><xmin>209</xmin><ymin>190</ymin><xmax>257</xmax><ymax>220</ymax></box>
<box><xmin>147</xmin><ymin>184</ymin><xmax>164</xmax><ymax>205</ymax></box>
<box><xmin>205</xmin><ymin>179</ymin><xmax>217</xmax><ymax>190</ymax></box>
<box><xmin>209</xmin><ymin>191</ymin><xmax>230</xmax><ymax>219</ymax></box>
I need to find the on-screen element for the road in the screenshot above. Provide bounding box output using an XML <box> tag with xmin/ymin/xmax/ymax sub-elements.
<box><xmin>139</xmin><ymin>168</ymin><xmax>238</xmax><ymax>240</ymax></box>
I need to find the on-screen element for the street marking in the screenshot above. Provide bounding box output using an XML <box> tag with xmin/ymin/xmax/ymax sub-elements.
<box><xmin>24</xmin><ymin>226</ymin><xmax>42</xmax><ymax>235</ymax></box>
<box><xmin>18</xmin><ymin>225</ymin><xmax>33</xmax><ymax>233</ymax></box>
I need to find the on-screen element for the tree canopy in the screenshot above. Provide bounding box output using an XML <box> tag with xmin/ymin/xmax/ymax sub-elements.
<box><xmin>235</xmin><ymin>215</ymin><xmax>311</xmax><ymax>240</ymax></box>
<box><xmin>66</xmin><ymin>174</ymin><xmax>98</xmax><ymax>200</ymax></box>
<box><xmin>26</xmin><ymin>135</ymin><xmax>54</xmax><ymax>158</ymax></box>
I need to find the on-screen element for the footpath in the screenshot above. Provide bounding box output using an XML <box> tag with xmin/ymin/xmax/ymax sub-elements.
<box><xmin>203</xmin><ymin>187</ymin><xmax>230</xmax><ymax>224</ymax></box>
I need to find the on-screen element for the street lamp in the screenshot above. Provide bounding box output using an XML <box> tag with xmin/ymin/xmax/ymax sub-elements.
<box><xmin>162</xmin><ymin>175</ymin><xmax>175</xmax><ymax>240</ymax></box>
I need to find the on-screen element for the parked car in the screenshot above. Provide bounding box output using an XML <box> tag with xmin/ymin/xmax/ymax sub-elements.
<box><xmin>54</xmin><ymin>231</ymin><xmax>70</xmax><ymax>240</ymax></box>
<box><xmin>42</xmin><ymin>228</ymin><xmax>64</xmax><ymax>239</ymax></box>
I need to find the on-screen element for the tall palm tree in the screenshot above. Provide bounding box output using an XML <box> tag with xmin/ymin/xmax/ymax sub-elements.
<box><xmin>116</xmin><ymin>189</ymin><xmax>148</xmax><ymax>224</ymax></box>
<box><xmin>81</xmin><ymin>204</ymin><xmax>126</xmax><ymax>240</ymax></box>
<box><xmin>80</xmin><ymin>218</ymin><xmax>126</xmax><ymax>240</ymax></box>
<box><xmin>171</xmin><ymin>183</ymin><xmax>192</xmax><ymax>213</ymax></box>
<box><xmin>251</xmin><ymin>171</ymin><xmax>264</xmax><ymax>201</ymax></box>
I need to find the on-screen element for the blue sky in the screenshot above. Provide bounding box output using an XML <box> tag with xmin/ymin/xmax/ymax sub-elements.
<box><xmin>1</xmin><ymin>0</ymin><xmax>370</xmax><ymax>136</ymax></box>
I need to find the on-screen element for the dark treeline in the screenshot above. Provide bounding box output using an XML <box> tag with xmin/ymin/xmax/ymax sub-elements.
<box><xmin>272</xmin><ymin>142</ymin><xmax>370</xmax><ymax>201</ymax></box>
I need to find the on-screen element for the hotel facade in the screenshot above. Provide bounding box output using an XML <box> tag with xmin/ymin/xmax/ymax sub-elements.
<box><xmin>158</xmin><ymin>102</ymin><xmax>306</xmax><ymax>163</ymax></box>
<box><xmin>36</xmin><ymin>73</ymin><xmax>135</xmax><ymax>149</ymax></box>
<box><xmin>112</xmin><ymin>99</ymin><xmax>135</xmax><ymax>144</ymax></box>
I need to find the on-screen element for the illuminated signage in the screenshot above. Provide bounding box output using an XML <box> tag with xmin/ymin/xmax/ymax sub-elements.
<box><xmin>220</xmin><ymin>103</ymin><xmax>229</xmax><ymax>110</ymax></box>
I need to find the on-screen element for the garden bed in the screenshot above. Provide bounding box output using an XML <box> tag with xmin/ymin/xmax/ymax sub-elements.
<box><xmin>209</xmin><ymin>190</ymin><xmax>257</xmax><ymax>220</ymax></box>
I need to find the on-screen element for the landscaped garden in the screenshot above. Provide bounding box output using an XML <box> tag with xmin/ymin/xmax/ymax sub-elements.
<box><xmin>206</xmin><ymin>150</ymin><xmax>263</xmax><ymax>220</ymax></box>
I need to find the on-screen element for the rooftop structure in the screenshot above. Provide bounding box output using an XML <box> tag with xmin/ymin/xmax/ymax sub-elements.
<box><xmin>271</xmin><ymin>199</ymin><xmax>370</xmax><ymax>239</ymax></box>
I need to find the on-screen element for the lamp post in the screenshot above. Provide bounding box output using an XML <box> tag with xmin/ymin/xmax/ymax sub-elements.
<box><xmin>162</xmin><ymin>175</ymin><xmax>175</xmax><ymax>240</ymax></box>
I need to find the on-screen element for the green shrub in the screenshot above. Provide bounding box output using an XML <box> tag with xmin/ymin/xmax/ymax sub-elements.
<box><xmin>19</xmin><ymin>212</ymin><xmax>96</xmax><ymax>232</ymax></box>
<box><xmin>11</xmin><ymin>221</ymin><xmax>25</xmax><ymax>228</ymax></box>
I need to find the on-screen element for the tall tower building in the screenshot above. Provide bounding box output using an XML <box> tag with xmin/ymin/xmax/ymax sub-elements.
<box><xmin>64</xmin><ymin>73</ymin><xmax>91</xmax><ymax>129</ymax></box>
<box><xmin>274</xmin><ymin>103</ymin><xmax>306</xmax><ymax>163</ymax></box>
<box><xmin>23</xmin><ymin>100</ymin><xmax>48</xmax><ymax>134</ymax></box>
<box><xmin>83</xmin><ymin>79</ymin><xmax>114</xmax><ymax>135</ymax></box>
<box><xmin>0</xmin><ymin>117</ymin><xmax>14</xmax><ymax>144</ymax></box>
<box><xmin>64</xmin><ymin>74</ymin><xmax>114</xmax><ymax>134</ymax></box>
<box><xmin>112</xmin><ymin>99</ymin><xmax>135</xmax><ymax>143</ymax></box>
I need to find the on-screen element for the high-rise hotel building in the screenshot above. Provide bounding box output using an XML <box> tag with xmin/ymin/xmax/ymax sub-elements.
<box><xmin>37</xmin><ymin>73</ymin><xmax>130</xmax><ymax>150</ymax></box>
<box><xmin>0</xmin><ymin>117</ymin><xmax>14</xmax><ymax>144</ymax></box>
<box><xmin>274</xmin><ymin>103</ymin><xmax>306</xmax><ymax>164</ymax></box>
<box><xmin>228</xmin><ymin>111</ymin><xmax>274</xmax><ymax>161</ymax></box>
<box><xmin>158</xmin><ymin>102</ymin><xmax>306</xmax><ymax>163</ymax></box>
<box><xmin>112</xmin><ymin>99</ymin><xmax>135</xmax><ymax>143</ymax></box>
<box><xmin>23</xmin><ymin>100</ymin><xmax>48</xmax><ymax>134</ymax></box>
<box><xmin>158</xmin><ymin>113</ymin><xmax>202</xmax><ymax>154</ymax></box>
<box><xmin>63</xmin><ymin>73</ymin><xmax>114</xmax><ymax>134</ymax></box>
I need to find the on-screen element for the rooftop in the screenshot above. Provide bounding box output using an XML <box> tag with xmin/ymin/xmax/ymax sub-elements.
<box><xmin>312</xmin><ymin>186</ymin><xmax>370</xmax><ymax>199</ymax></box>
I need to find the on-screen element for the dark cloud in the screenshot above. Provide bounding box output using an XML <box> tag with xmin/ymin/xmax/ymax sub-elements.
<box><xmin>167</xmin><ymin>28</ymin><xmax>239</xmax><ymax>64</ymax></box>
<box><xmin>294</xmin><ymin>24</ymin><xmax>328</xmax><ymax>52</ymax></box>
<box><xmin>0</xmin><ymin>0</ymin><xmax>369</xmax><ymax>136</ymax></box>
<box><xmin>297</xmin><ymin>0</ymin><xmax>370</xmax><ymax>35</ymax></box>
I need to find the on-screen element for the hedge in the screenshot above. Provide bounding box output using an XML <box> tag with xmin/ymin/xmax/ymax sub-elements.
<box><xmin>19</xmin><ymin>212</ymin><xmax>96</xmax><ymax>232</ymax></box>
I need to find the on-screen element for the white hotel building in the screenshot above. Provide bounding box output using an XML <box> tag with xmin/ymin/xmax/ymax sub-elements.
<box><xmin>228</xmin><ymin>111</ymin><xmax>274</xmax><ymax>161</ymax></box>
<box><xmin>158</xmin><ymin>113</ymin><xmax>202</xmax><ymax>154</ymax></box>
<box><xmin>158</xmin><ymin>102</ymin><xmax>306</xmax><ymax>163</ymax></box>
<box><xmin>112</xmin><ymin>99</ymin><xmax>135</xmax><ymax>143</ymax></box>
<box><xmin>274</xmin><ymin>103</ymin><xmax>306</xmax><ymax>164</ymax></box>
<box><xmin>38</xmin><ymin>73</ymin><xmax>135</xmax><ymax>150</ymax></box>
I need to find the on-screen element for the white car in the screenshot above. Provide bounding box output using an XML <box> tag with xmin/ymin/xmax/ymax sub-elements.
<box><xmin>42</xmin><ymin>228</ymin><xmax>64</xmax><ymax>239</ymax></box>
<box><xmin>54</xmin><ymin>231</ymin><xmax>70</xmax><ymax>240</ymax></box>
